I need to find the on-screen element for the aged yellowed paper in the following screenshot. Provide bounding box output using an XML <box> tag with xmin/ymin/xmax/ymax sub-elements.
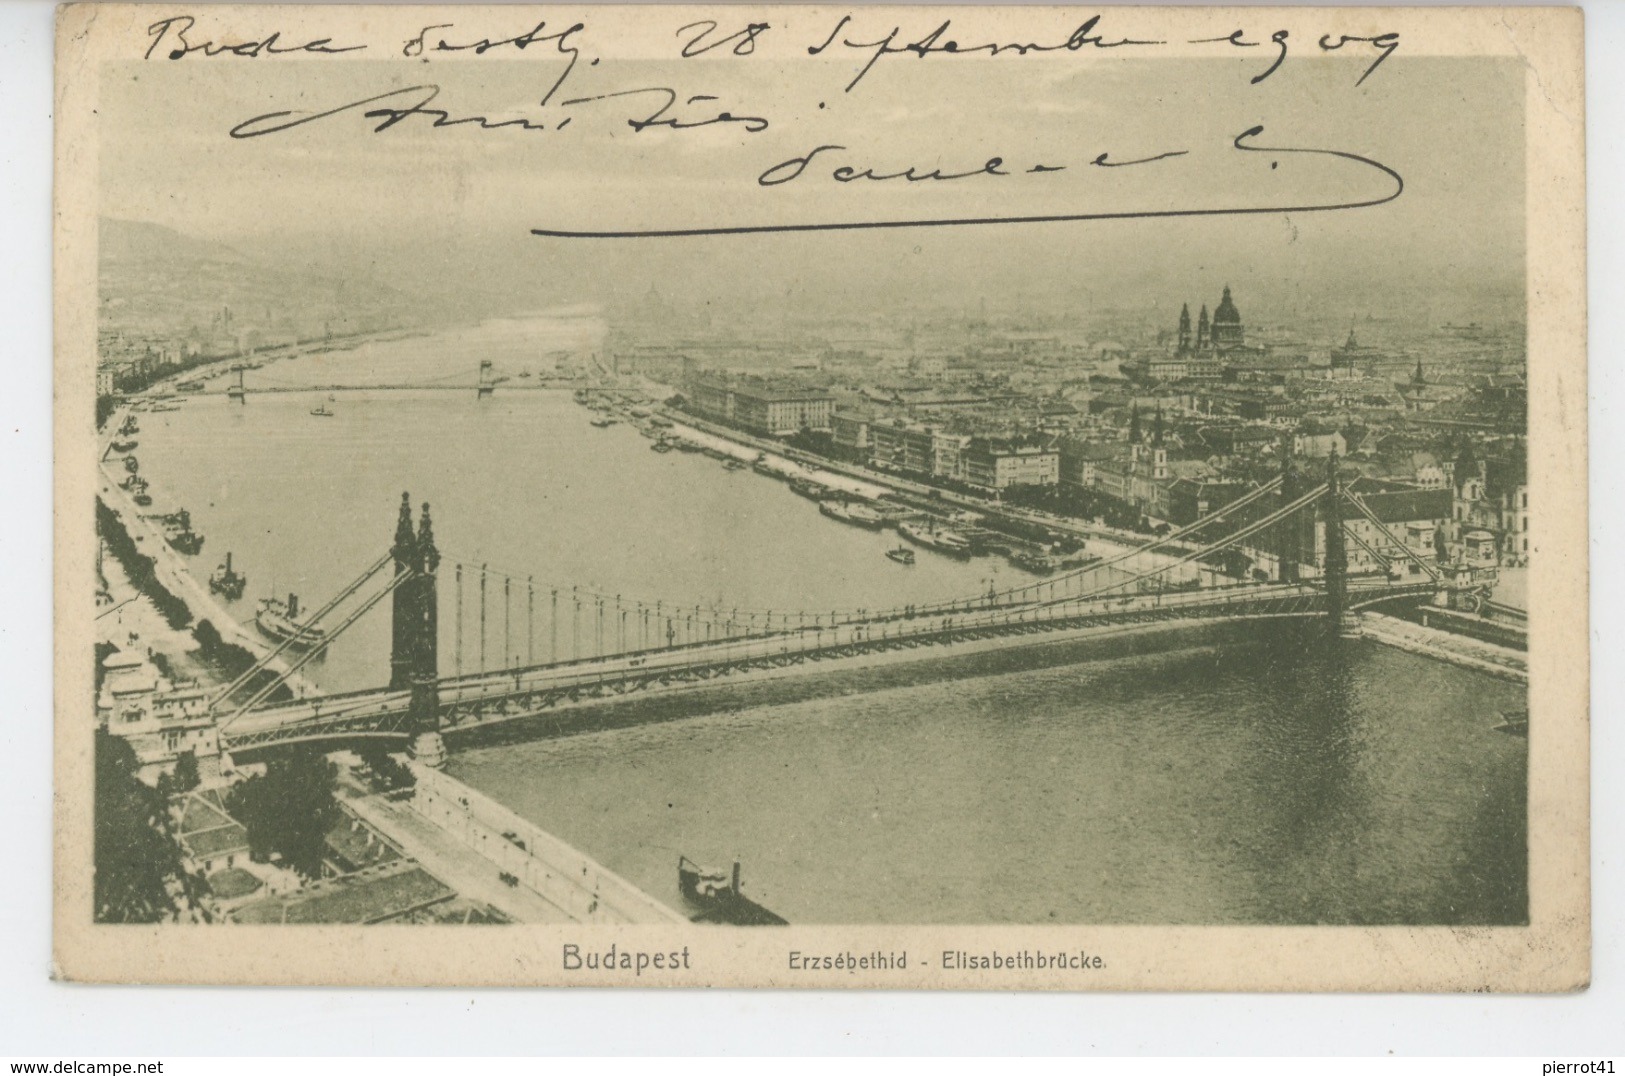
<box><xmin>55</xmin><ymin>4</ymin><xmax>1587</xmax><ymax>989</ymax></box>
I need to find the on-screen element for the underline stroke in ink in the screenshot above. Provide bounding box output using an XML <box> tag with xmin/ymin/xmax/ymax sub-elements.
<box><xmin>527</xmin><ymin>127</ymin><xmax>1404</xmax><ymax>239</ymax></box>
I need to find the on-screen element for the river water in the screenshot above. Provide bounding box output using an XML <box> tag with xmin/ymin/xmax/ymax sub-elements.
<box><xmin>132</xmin><ymin>316</ymin><xmax>1528</xmax><ymax>925</ymax></box>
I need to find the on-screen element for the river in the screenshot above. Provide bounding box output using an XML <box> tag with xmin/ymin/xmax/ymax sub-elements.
<box><xmin>131</xmin><ymin>315</ymin><xmax>1528</xmax><ymax>925</ymax></box>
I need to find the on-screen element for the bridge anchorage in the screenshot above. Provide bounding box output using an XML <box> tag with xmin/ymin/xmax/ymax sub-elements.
<box><xmin>213</xmin><ymin>452</ymin><xmax>1462</xmax><ymax>756</ymax></box>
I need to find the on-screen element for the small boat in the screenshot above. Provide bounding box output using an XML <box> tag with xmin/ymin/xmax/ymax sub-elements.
<box><xmin>898</xmin><ymin>519</ymin><xmax>972</xmax><ymax>557</ymax></box>
<box><xmin>176</xmin><ymin>379</ymin><xmax>204</xmax><ymax>393</ymax></box>
<box><xmin>123</xmin><ymin>456</ymin><xmax>140</xmax><ymax>474</ymax></box>
<box><xmin>590</xmin><ymin>416</ymin><xmax>618</xmax><ymax>428</ymax></box>
<box><xmin>208</xmin><ymin>552</ymin><xmax>247</xmax><ymax>601</ymax></box>
<box><xmin>132</xmin><ymin>492</ymin><xmax>152</xmax><ymax>507</ymax></box>
<box><xmin>310</xmin><ymin>404</ymin><xmax>334</xmax><ymax>417</ymax></box>
<box><xmin>118</xmin><ymin>416</ymin><xmax>140</xmax><ymax>436</ymax></box>
<box><xmin>790</xmin><ymin>478</ymin><xmax>825</xmax><ymax>499</ymax></box>
<box><xmin>256</xmin><ymin>592</ymin><xmax>326</xmax><ymax>648</ymax></box>
<box><xmin>159</xmin><ymin>508</ymin><xmax>204</xmax><ymax>555</ymax></box>
<box><xmin>886</xmin><ymin>546</ymin><xmax>916</xmax><ymax>565</ymax></box>
<box><xmin>650</xmin><ymin>438</ymin><xmax>673</xmax><ymax>453</ymax></box>
<box><xmin>120</xmin><ymin>475</ymin><xmax>147</xmax><ymax>493</ymax></box>
<box><xmin>111</xmin><ymin>439</ymin><xmax>138</xmax><ymax>453</ymax></box>
<box><xmin>674</xmin><ymin>440</ymin><xmax>703</xmax><ymax>453</ymax></box>
<box><xmin>723</xmin><ymin>458</ymin><xmax>747</xmax><ymax>472</ymax></box>
<box><xmin>1494</xmin><ymin>709</ymin><xmax>1528</xmax><ymax>736</ymax></box>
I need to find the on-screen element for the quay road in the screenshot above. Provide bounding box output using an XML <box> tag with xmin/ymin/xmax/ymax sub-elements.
<box><xmin>335</xmin><ymin>779</ymin><xmax>580</xmax><ymax>924</ymax></box>
<box><xmin>221</xmin><ymin>575</ymin><xmax>1431</xmax><ymax>749</ymax></box>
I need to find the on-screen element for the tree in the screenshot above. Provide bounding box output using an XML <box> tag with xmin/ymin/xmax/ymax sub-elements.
<box><xmin>94</xmin><ymin>728</ymin><xmax>181</xmax><ymax>923</ymax></box>
<box><xmin>168</xmin><ymin>751</ymin><xmax>201</xmax><ymax>795</ymax></box>
<box><xmin>227</xmin><ymin>750</ymin><xmax>339</xmax><ymax>880</ymax></box>
<box><xmin>358</xmin><ymin>744</ymin><xmax>415</xmax><ymax>792</ymax></box>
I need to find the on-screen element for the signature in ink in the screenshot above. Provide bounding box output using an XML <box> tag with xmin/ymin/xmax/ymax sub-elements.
<box><xmin>529</xmin><ymin>125</ymin><xmax>1403</xmax><ymax>238</ymax></box>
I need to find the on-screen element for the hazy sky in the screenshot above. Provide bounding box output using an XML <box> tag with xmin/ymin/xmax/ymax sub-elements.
<box><xmin>100</xmin><ymin>44</ymin><xmax>1524</xmax><ymax>323</ymax></box>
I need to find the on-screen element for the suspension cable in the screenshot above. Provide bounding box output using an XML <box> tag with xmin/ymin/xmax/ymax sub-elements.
<box><xmin>207</xmin><ymin>549</ymin><xmax>395</xmax><ymax>710</ymax></box>
<box><xmin>220</xmin><ymin>568</ymin><xmax>417</xmax><ymax>727</ymax></box>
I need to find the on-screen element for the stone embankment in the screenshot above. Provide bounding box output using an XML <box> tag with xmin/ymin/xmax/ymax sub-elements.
<box><xmin>1360</xmin><ymin>612</ymin><xmax>1528</xmax><ymax>684</ymax></box>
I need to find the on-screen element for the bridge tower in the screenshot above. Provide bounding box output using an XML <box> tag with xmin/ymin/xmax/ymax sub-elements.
<box><xmin>390</xmin><ymin>492</ymin><xmax>418</xmax><ymax>690</ymax></box>
<box><xmin>1278</xmin><ymin>433</ymin><xmax>1300</xmax><ymax>583</ymax></box>
<box><xmin>1321</xmin><ymin>450</ymin><xmax>1357</xmax><ymax>637</ymax></box>
<box><xmin>407</xmin><ymin>501</ymin><xmax>446</xmax><ymax>767</ymax></box>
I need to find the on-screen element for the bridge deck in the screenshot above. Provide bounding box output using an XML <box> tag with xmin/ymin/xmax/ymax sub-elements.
<box><xmin>222</xmin><ymin>577</ymin><xmax>1434</xmax><ymax>749</ymax></box>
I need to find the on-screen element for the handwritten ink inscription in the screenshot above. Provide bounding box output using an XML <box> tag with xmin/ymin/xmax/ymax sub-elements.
<box><xmin>140</xmin><ymin>10</ymin><xmax>1408</xmax><ymax>239</ymax></box>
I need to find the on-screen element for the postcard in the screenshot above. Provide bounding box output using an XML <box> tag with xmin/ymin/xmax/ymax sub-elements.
<box><xmin>54</xmin><ymin>4</ymin><xmax>1587</xmax><ymax>989</ymax></box>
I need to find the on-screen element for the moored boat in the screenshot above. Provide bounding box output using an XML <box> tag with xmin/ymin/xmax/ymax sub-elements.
<box><xmin>677</xmin><ymin>856</ymin><xmax>788</xmax><ymax>926</ymax></box>
<box><xmin>590</xmin><ymin>416</ymin><xmax>618</xmax><ymax>428</ymax></box>
<box><xmin>818</xmin><ymin>499</ymin><xmax>886</xmax><ymax>529</ymax></box>
<box><xmin>898</xmin><ymin>519</ymin><xmax>972</xmax><ymax>557</ymax></box>
<box><xmin>111</xmin><ymin>439</ymin><xmax>138</xmax><ymax>453</ymax></box>
<box><xmin>209</xmin><ymin>552</ymin><xmax>247</xmax><ymax>601</ymax></box>
<box><xmin>159</xmin><ymin>508</ymin><xmax>204</xmax><ymax>555</ymax></box>
<box><xmin>790</xmin><ymin>478</ymin><xmax>825</xmax><ymax>499</ymax></box>
<box><xmin>256</xmin><ymin>592</ymin><xmax>326</xmax><ymax>648</ymax></box>
<box><xmin>886</xmin><ymin>546</ymin><xmax>916</xmax><ymax>565</ymax></box>
<box><xmin>1494</xmin><ymin>708</ymin><xmax>1528</xmax><ymax>736</ymax></box>
<box><xmin>1010</xmin><ymin>550</ymin><xmax>1056</xmax><ymax>575</ymax></box>
<box><xmin>650</xmin><ymin>438</ymin><xmax>673</xmax><ymax>453</ymax></box>
<box><xmin>310</xmin><ymin>404</ymin><xmax>334</xmax><ymax>417</ymax></box>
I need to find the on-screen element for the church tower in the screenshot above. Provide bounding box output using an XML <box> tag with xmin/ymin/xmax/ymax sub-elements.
<box><xmin>1177</xmin><ymin>304</ymin><xmax>1192</xmax><ymax>353</ymax></box>
<box><xmin>1151</xmin><ymin>407</ymin><xmax>1168</xmax><ymax>480</ymax></box>
<box><xmin>1211</xmin><ymin>285</ymin><xmax>1245</xmax><ymax>348</ymax></box>
<box><xmin>1196</xmin><ymin>305</ymin><xmax>1210</xmax><ymax>350</ymax></box>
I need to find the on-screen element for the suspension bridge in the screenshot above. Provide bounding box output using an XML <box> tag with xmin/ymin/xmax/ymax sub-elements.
<box><xmin>209</xmin><ymin>455</ymin><xmax>1448</xmax><ymax>757</ymax></box>
<box><xmin>199</xmin><ymin>359</ymin><xmax>577</xmax><ymax>397</ymax></box>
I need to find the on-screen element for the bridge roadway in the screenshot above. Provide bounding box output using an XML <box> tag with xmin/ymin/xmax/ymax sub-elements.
<box><xmin>220</xmin><ymin>575</ymin><xmax>1435</xmax><ymax>751</ymax></box>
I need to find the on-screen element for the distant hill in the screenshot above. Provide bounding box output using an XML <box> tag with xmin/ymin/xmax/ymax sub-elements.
<box><xmin>99</xmin><ymin>217</ymin><xmax>425</xmax><ymax>342</ymax></box>
<box><xmin>99</xmin><ymin>218</ymin><xmax>250</xmax><ymax>268</ymax></box>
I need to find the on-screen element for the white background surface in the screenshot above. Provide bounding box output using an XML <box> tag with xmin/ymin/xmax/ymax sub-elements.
<box><xmin>1</xmin><ymin>0</ymin><xmax>1618</xmax><ymax>1055</ymax></box>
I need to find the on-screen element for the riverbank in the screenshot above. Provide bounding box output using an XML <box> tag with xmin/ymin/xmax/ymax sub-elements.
<box><xmin>1360</xmin><ymin>612</ymin><xmax>1528</xmax><ymax>684</ymax></box>
<box><xmin>97</xmin><ymin>455</ymin><xmax>316</xmax><ymax>698</ymax></box>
